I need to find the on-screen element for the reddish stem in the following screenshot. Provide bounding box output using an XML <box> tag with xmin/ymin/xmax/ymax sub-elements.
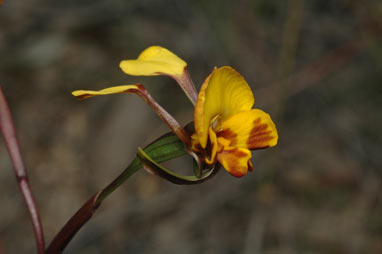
<box><xmin>46</xmin><ymin>192</ymin><xmax>101</xmax><ymax>254</ymax></box>
<box><xmin>134</xmin><ymin>85</ymin><xmax>191</xmax><ymax>146</ymax></box>
<box><xmin>0</xmin><ymin>85</ymin><xmax>45</xmax><ymax>254</ymax></box>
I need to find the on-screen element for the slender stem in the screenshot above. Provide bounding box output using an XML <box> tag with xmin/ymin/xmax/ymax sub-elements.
<box><xmin>45</xmin><ymin>192</ymin><xmax>100</xmax><ymax>254</ymax></box>
<box><xmin>0</xmin><ymin>85</ymin><xmax>45</xmax><ymax>254</ymax></box>
<box><xmin>46</xmin><ymin>159</ymin><xmax>140</xmax><ymax>253</ymax></box>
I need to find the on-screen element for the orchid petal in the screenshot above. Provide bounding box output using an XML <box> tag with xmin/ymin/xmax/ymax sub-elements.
<box><xmin>72</xmin><ymin>85</ymin><xmax>140</xmax><ymax>100</ymax></box>
<box><xmin>219</xmin><ymin>109</ymin><xmax>278</xmax><ymax>149</ymax></box>
<box><xmin>194</xmin><ymin>66</ymin><xmax>255</xmax><ymax>148</ymax></box>
<box><xmin>205</xmin><ymin>127</ymin><xmax>218</xmax><ymax>165</ymax></box>
<box><xmin>120</xmin><ymin>46</ymin><xmax>197</xmax><ymax>104</ymax></box>
<box><xmin>120</xmin><ymin>46</ymin><xmax>187</xmax><ymax>77</ymax></box>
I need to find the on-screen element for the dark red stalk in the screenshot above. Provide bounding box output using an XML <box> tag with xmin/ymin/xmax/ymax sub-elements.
<box><xmin>46</xmin><ymin>192</ymin><xmax>101</xmax><ymax>254</ymax></box>
<box><xmin>0</xmin><ymin>85</ymin><xmax>45</xmax><ymax>254</ymax></box>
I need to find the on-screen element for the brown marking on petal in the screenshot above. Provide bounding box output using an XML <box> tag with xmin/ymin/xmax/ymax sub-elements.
<box><xmin>223</xmin><ymin>161</ymin><xmax>246</xmax><ymax>177</ymax></box>
<box><xmin>218</xmin><ymin>128</ymin><xmax>238</xmax><ymax>146</ymax></box>
<box><xmin>191</xmin><ymin>132</ymin><xmax>218</xmax><ymax>165</ymax></box>
<box><xmin>248</xmin><ymin>160</ymin><xmax>254</xmax><ymax>172</ymax></box>
<box><xmin>247</xmin><ymin>118</ymin><xmax>274</xmax><ymax>149</ymax></box>
<box><xmin>229</xmin><ymin>148</ymin><xmax>248</xmax><ymax>158</ymax></box>
<box><xmin>218</xmin><ymin>149</ymin><xmax>248</xmax><ymax>177</ymax></box>
<box><xmin>253</xmin><ymin>117</ymin><xmax>261</xmax><ymax>125</ymax></box>
<box><xmin>250</xmin><ymin>123</ymin><xmax>268</xmax><ymax>133</ymax></box>
<box><xmin>75</xmin><ymin>94</ymin><xmax>91</xmax><ymax>100</ymax></box>
<box><xmin>248</xmin><ymin>132</ymin><xmax>274</xmax><ymax>149</ymax></box>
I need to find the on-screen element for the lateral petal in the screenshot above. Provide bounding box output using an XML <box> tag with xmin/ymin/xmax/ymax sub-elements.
<box><xmin>219</xmin><ymin>109</ymin><xmax>278</xmax><ymax>149</ymax></box>
<box><xmin>120</xmin><ymin>46</ymin><xmax>187</xmax><ymax>77</ymax></box>
<box><xmin>194</xmin><ymin>66</ymin><xmax>255</xmax><ymax>148</ymax></box>
<box><xmin>72</xmin><ymin>85</ymin><xmax>140</xmax><ymax>100</ymax></box>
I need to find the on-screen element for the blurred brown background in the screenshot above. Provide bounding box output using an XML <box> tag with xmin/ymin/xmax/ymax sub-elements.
<box><xmin>0</xmin><ymin>0</ymin><xmax>381</xmax><ymax>253</ymax></box>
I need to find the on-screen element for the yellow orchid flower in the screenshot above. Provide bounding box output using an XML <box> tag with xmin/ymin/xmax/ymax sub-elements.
<box><xmin>191</xmin><ymin>66</ymin><xmax>278</xmax><ymax>177</ymax></box>
<box><xmin>72</xmin><ymin>47</ymin><xmax>278</xmax><ymax>179</ymax></box>
<box><xmin>72</xmin><ymin>46</ymin><xmax>197</xmax><ymax>146</ymax></box>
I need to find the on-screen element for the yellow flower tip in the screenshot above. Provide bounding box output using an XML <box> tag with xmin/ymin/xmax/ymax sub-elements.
<box><xmin>72</xmin><ymin>85</ymin><xmax>140</xmax><ymax>100</ymax></box>
<box><xmin>119</xmin><ymin>46</ymin><xmax>187</xmax><ymax>77</ymax></box>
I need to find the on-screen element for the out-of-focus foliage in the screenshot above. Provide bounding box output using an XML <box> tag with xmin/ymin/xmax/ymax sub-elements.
<box><xmin>0</xmin><ymin>0</ymin><xmax>381</xmax><ymax>253</ymax></box>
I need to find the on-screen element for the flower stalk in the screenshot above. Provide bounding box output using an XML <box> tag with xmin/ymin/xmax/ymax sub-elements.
<box><xmin>0</xmin><ymin>85</ymin><xmax>45</xmax><ymax>254</ymax></box>
<box><xmin>173</xmin><ymin>69</ymin><xmax>198</xmax><ymax>104</ymax></box>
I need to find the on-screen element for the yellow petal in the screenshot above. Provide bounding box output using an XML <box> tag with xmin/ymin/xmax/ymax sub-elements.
<box><xmin>72</xmin><ymin>85</ymin><xmax>140</xmax><ymax>100</ymax></box>
<box><xmin>194</xmin><ymin>66</ymin><xmax>255</xmax><ymax>148</ymax></box>
<box><xmin>119</xmin><ymin>46</ymin><xmax>187</xmax><ymax>77</ymax></box>
<box><xmin>217</xmin><ymin>147</ymin><xmax>252</xmax><ymax>177</ymax></box>
<box><xmin>219</xmin><ymin>109</ymin><xmax>278</xmax><ymax>149</ymax></box>
<box><xmin>205</xmin><ymin>127</ymin><xmax>218</xmax><ymax>165</ymax></box>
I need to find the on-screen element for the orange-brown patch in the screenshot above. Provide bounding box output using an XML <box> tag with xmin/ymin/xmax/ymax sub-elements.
<box><xmin>229</xmin><ymin>169</ymin><xmax>246</xmax><ymax>177</ymax></box>
<box><xmin>75</xmin><ymin>94</ymin><xmax>91</xmax><ymax>100</ymax></box>
<box><xmin>248</xmin><ymin>160</ymin><xmax>254</xmax><ymax>172</ymax></box>
<box><xmin>247</xmin><ymin>118</ymin><xmax>274</xmax><ymax>149</ymax></box>
<box><xmin>253</xmin><ymin>117</ymin><xmax>261</xmax><ymax>125</ymax></box>
<box><xmin>247</xmin><ymin>132</ymin><xmax>273</xmax><ymax>148</ymax></box>
<box><xmin>217</xmin><ymin>128</ymin><xmax>238</xmax><ymax>146</ymax></box>
<box><xmin>218</xmin><ymin>149</ymin><xmax>249</xmax><ymax>177</ymax></box>
<box><xmin>231</xmin><ymin>148</ymin><xmax>248</xmax><ymax>158</ymax></box>
<box><xmin>192</xmin><ymin>131</ymin><xmax>218</xmax><ymax>165</ymax></box>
